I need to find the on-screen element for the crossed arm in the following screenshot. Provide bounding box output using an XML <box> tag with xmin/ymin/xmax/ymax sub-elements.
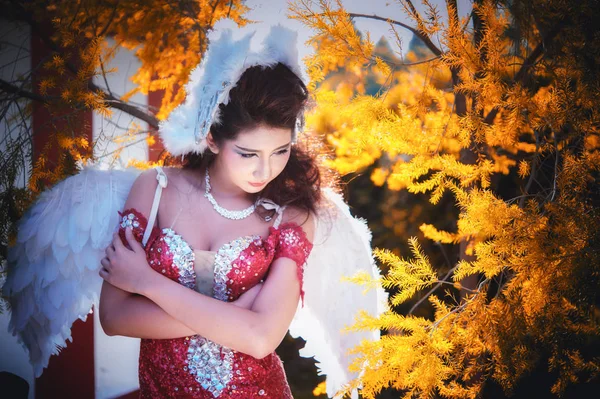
<box><xmin>100</xmin><ymin>249</ymin><xmax>304</xmax><ymax>359</ymax></box>
<box><xmin>98</xmin><ymin>279</ymin><xmax>261</xmax><ymax>339</ymax></box>
<box><xmin>98</xmin><ymin>169</ymin><xmax>313</xmax><ymax>359</ymax></box>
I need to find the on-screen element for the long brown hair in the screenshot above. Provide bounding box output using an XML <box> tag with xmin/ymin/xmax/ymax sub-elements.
<box><xmin>166</xmin><ymin>62</ymin><xmax>324</xmax><ymax>216</ymax></box>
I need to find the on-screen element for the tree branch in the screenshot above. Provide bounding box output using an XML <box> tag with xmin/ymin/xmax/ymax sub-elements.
<box><xmin>408</xmin><ymin>264</ymin><xmax>459</xmax><ymax>316</ymax></box>
<box><xmin>0</xmin><ymin>78</ymin><xmax>50</xmax><ymax>103</ymax></box>
<box><xmin>12</xmin><ymin>1</ymin><xmax>159</xmax><ymax>129</ymax></box>
<box><xmin>90</xmin><ymin>80</ymin><xmax>158</xmax><ymax>128</ymax></box>
<box><xmin>348</xmin><ymin>12</ymin><xmax>442</xmax><ymax>56</ymax></box>
<box><xmin>519</xmin><ymin>130</ymin><xmax>540</xmax><ymax>208</ymax></box>
<box><xmin>483</xmin><ymin>22</ymin><xmax>564</xmax><ymax>125</ymax></box>
<box><xmin>97</xmin><ymin>1</ymin><xmax>119</xmax><ymax>38</ymax></box>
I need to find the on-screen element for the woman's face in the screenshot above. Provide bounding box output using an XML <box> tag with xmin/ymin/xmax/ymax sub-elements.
<box><xmin>210</xmin><ymin>124</ymin><xmax>293</xmax><ymax>194</ymax></box>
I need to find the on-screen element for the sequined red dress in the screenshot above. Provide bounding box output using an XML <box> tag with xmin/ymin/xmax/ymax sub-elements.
<box><xmin>118</xmin><ymin>208</ymin><xmax>312</xmax><ymax>398</ymax></box>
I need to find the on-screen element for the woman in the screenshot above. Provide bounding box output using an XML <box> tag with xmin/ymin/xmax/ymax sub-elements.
<box><xmin>98</xmin><ymin>29</ymin><xmax>321</xmax><ymax>397</ymax></box>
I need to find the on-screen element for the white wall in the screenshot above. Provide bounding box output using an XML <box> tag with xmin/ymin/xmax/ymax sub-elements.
<box><xmin>92</xmin><ymin>37</ymin><xmax>149</xmax><ymax>168</ymax></box>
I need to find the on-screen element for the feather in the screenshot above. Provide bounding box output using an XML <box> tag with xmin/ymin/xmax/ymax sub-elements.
<box><xmin>16</xmin><ymin>205</ymin><xmax>43</xmax><ymax>244</ymax></box>
<box><xmin>4</xmin><ymin>165</ymin><xmax>142</xmax><ymax>378</ymax></box>
<box><xmin>58</xmin><ymin>253</ymin><xmax>74</xmax><ymax>279</ymax></box>
<box><xmin>48</xmin><ymin>280</ymin><xmax>66</xmax><ymax>309</ymax></box>
<box><xmin>158</xmin><ymin>22</ymin><xmax>305</xmax><ymax>157</ymax></box>
<box><xmin>51</xmin><ymin>240</ymin><xmax>70</xmax><ymax>264</ymax></box>
<box><xmin>39</xmin><ymin>255</ymin><xmax>60</xmax><ymax>288</ymax></box>
<box><xmin>25</xmin><ymin>235</ymin><xmax>41</xmax><ymax>263</ymax></box>
<box><xmin>261</xmin><ymin>24</ymin><xmax>303</xmax><ymax>79</ymax></box>
<box><xmin>68</xmin><ymin>209</ymin><xmax>87</xmax><ymax>254</ymax></box>
<box><xmin>289</xmin><ymin>188</ymin><xmax>388</xmax><ymax>399</ymax></box>
<box><xmin>92</xmin><ymin>183</ymin><xmax>111</xmax><ymax>246</ymax></box>
<box><xmin>159</xmin><ymin>28</ymin><xmax>255</xmax><ymax>156</ymax></box>
<box><xmin>75</xmin><ymin>187</ymin><xmax>95</xmax><ymax>233</ymax></box>
<box><xmin>13</xmin><ymin>290</ymin><xmax>34</xmax><ymax>331</ymax></box>
<box><xmin>54</xmin><ymin>214</ymin><xmax>70</xmax><ymax>248</ymax></box>
<box><xmin>35</xmin><ymin>206</ymin><xmax>61</xmax><ymax>250</ymax></box>
<box><xmin>8</xmin><ymin>259</ymin><xmax>35</xmax><ymax>294</ymax></box>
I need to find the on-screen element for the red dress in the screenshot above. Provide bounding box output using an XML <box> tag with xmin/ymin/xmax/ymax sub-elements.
<box><xmin>118</xmin><ymin>208</ymin><xmax>312</xmax><ymax>398</ymax></box>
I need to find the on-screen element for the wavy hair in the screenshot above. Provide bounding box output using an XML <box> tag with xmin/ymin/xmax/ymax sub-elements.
<box><xmin>167</xmin><ymin>62</ymin><xmax>326</xmax><ymax>218</ymax></box>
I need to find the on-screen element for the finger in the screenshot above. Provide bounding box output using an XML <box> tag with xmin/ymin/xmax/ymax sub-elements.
<box><xmin>105</xmin><ymin>245</ymin><xmax>114</xmax><ymax>260</ymax></box>
<box><xmin>124</xmin><ymin>227</ymin><xmax>140</xmax><ymax>252</ymax></box>
<box><xmin>101</xmin><ymin>257</ymin><xmax>111</xmax><ymax>269</ymax></box>
<box><xmin>112</xmin><ymin>231</ymin><xmax>124</xmax><ymax>251</ymax></box>
<box><xmin>98</xmin><ymin>267</ymin><xmax>109</xmax><ymax>280</ymax></box>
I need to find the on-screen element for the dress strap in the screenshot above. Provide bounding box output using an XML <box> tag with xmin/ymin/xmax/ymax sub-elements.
<box><xmin>256</xmin><ymin>197</ymin><xmax>286</xmax><ymax>228</ymax></box>
<box><xmin>142</xmin><ymin>166</ymin><xmax>168</xmax><ymax>247</ymax></box>
<box><xmin>273</xmin><ymin>205</ymin><xmax>287</xmax><ymax>229</ymax></box>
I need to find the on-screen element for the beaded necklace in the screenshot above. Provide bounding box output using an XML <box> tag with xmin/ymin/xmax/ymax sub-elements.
<box><xmin>204</xmin><ymin>170</ymin><xmax>257</xmax><ymax>220</ymax></box>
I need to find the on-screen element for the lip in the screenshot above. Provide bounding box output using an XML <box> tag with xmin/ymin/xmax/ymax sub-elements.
<box><xmin>248</xmin><ymin>181</ymin><xmax>267</xmax><ymax>188</ymax></box>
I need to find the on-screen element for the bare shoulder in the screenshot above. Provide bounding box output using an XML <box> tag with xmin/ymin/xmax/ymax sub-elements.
<box><xmin>281</xmin><ymin>206</ymin><xmax>315</xmax><ymax>243</ymax></box>
<box><xmin>160</xmin><ymin>166</ymin><xmax>182</xmax><ymax>185</ymax></box>
<box><xmin>161</xmin><ymin>166</ymin><xmax>200</xmax><ymax>192</ymax></box>
<box><xmin>123</xmin><ymin>168</ymin><xmax>162</xmax><ymax>216</ymax></box>
<box><xmin>161</xmin><ymin>166</ymin><xmax>181</xmax><ymax>179</ymax></box>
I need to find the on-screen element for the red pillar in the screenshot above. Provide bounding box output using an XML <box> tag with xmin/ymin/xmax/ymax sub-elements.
<box><xmin>148</xmin><ymin>86</ymin><xmax>166</xmax><ymax>163</ymax></box>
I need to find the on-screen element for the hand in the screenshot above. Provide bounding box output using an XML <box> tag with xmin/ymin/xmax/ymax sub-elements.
<box><xmin>232</xmin><ymin>283</ymin><xmax>263</xmax><ymax>310</ymax></box>
<box><xmin>99</xmin><ymin>227</ymin><xmax>155</xmax><ymax>295</ymax></box>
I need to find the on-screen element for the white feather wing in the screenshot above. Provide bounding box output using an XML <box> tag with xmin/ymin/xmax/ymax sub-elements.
<box><xmin>288</xmin><ymin>188</ymin><xmax>388</xmax><ymax>398</ymax></box>
<box><xmin>3</xmin><ymin>165</ymin><xmax>141</xmax><ymax>378</ymax></box>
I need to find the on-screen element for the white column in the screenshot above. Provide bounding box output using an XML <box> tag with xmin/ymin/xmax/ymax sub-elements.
<box><xmin>92</xmin><ymin>36</ymin><xmax>149</xmax><ymax>167</ymax></box>
<box><xmin>92</xmin><ymin>36</ymin><xmax>147</xmax><ymax>399</ymax></box>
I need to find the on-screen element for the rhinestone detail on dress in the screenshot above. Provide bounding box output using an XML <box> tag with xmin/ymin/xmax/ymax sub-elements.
<box><xmin>186</xmin><ymin>336</ymin><xmax>235</xmax><ymax>397</ymax></box>
<box><xmin>161</xmin><ymin>227</ymin><xmax>196</xmax><ymax>289</ymax></box>
<box><xmin>184</xmin><ymin>236</ymin><xmax>259</xmax><ymax>397</ymax></box>
<box><xmin>214</xmin><ymin>235</ymin><xmax>260</xmax><ymax>301</ymax></box>
<box><xmin>120</xmin><ymin>213</ymin><xmax>141</xmax><ymax>229</ymax></box>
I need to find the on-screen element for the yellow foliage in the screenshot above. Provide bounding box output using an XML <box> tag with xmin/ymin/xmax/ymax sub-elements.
<box><xmin>293</xmin><ymin>0</ymin><xmax>600</xmax><ymax>397</ymax></box>
<box><xmin>419</xmin><ymin>223</ymin><xmax>458</xmax><ymax>244</ymax></box>
<box><xmin>374</xmin><ymin>238</ymin><xmax>437</xmax><ymax>306</ymax></box>
<box><xmin>312</xmin><ymin>381</ymin><xmax>327</xmax><ymax>396</ymax></box>
<box><xmin>146</xmin><ymin>134</ymin><xmax>156</xmax><ymax>147</ymax></box>
<box><xmin>15</xmin><ymin>0</ymin><xmax>250</xmax><ymax>235</ymax></box>
<box><xmin>25</xmin><ymin>0</ymin><xmax>249</xmax><ymax>145</ymax></box>
<box><xmin>518</xmin><ymin>159</ymin><xmax>531</xmax><ymax>178</ymax></box>
<box><xmin>370</xmin><ymin>167</ymin><xmax>389</xmax><ymax>186</ymax></box>
<box><xmin>126</xmin><ymin>158</ymin><xmax>164</xmax><ymax>170</ymax></box>
<box><xmin>342</xmin><ymin>270</ymin><xmax>384</xmax><ymax>296</ymax></box>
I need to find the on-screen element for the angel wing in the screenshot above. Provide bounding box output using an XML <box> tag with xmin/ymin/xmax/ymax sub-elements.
<box><xmin>288</xmin><ymin>187</ymin><xmax>388</xmax><ymax>399</ymax></box>
<box><xmin>3</xmin><ymin>165</ymin><xmax>142</xmax><ymax>378</ymax></box>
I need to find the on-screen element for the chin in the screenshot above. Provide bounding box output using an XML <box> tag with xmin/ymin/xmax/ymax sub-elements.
<box><xmin>244</xmin><ymin>184</ymin><xmax>266</xmax><ymax>194</ymax></box>
<box><xmin>244</xmin><ymin>184</ymin><xmax>267</xmax><ymax>194</ymax></box>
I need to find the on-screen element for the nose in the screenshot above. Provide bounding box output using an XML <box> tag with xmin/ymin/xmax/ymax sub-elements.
<box><xmin>253</xmin><ymin>157</ymin><xmax>271</xmax><ymax>182</ymax></box>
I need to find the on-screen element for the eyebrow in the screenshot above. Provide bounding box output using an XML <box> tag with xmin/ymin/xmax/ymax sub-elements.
<box><xmin>235</xmin><ymin>143</ymin><xmax>291</xmax><ymax>152</ymax></box>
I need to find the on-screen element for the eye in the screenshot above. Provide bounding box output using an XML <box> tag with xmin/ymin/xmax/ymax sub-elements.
<box><xmin>239</xmin><ymin>153</ymin><xmax>256</xmax><ymax>158</ymax></box>
<box><xmin>274</xmin><ymin>149</ymin><xmax>289</xmax><ymax>156</ymax></box>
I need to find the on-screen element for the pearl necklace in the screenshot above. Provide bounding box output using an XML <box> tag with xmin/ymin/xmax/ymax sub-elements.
<box><xmin>204</xmin><ymin>170</ymin><xmax>257</xmax><ymax>220</ymax></box>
